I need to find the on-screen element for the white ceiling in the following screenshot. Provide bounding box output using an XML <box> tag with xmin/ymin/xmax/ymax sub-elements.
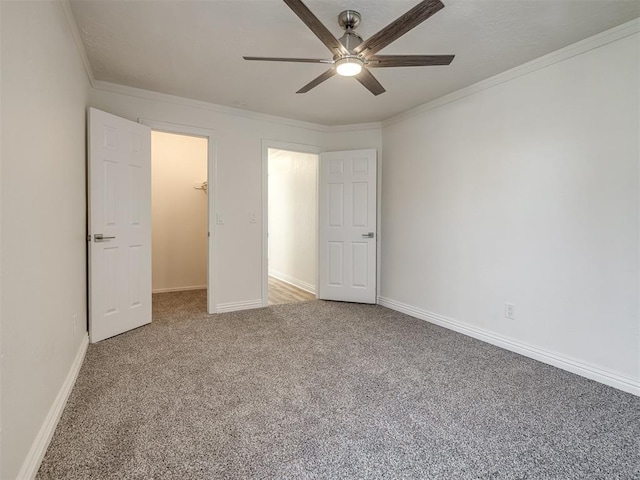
<box><xmin>69</xmin><ymin>0</ymin><xmax>640</xmax><ymax>126</ymax></box>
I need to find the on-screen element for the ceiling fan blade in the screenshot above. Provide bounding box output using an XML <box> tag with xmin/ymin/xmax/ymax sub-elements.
<box><xmin>367</xmin><ymin>54</ymin><xmax>454</xmax><ymax>67</ymax></box>
<box><xmin>243</xmin><ymin>56</ymin><xmax>332</xmax><ymax>64</ymax></box>
<box><xmin>296</xmin><ymin>68</ymin><xmax>336</xmax><ymax>93</ymax></box>
<box><xmin>354</xmin><ymin>0</ymin><xmax>445</xmax><ymax>58</ymax></box>
<box><xmin>355</xmin><ymin>69</ymin><xmax>386</xmax><ymax>96</ymax></box>
<box><xmin>283</xmin><ymin>0</ymin><xmax>348</xmax><ymax>56</ymax></box>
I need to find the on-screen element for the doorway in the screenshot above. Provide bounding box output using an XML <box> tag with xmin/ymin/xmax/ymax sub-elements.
<box><xmin>267</xmin><ymin>148</ymin><xmax>319</xmax><ymax>305</ymax></box>
<box><xmin>151</xmin><ymin>130</ymin><xmax>208</xmax><ymax>292</ymax></box>
<box><xmin>151</xmin><ymin>131</ymin><xmax>208</xmax><ymax>311</ymax></box>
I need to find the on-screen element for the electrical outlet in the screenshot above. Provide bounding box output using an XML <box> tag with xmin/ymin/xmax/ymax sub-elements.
<box><xmin>505</xmin><ymin>303</ymin><xmax>515</xmax><ymax>320</ymax></box>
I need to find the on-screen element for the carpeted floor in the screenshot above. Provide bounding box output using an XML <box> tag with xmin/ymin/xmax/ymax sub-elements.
<box><xmin>38</xmin><ymin>290</ymin><xmax>640</xmax><ymax>479</ymax></box>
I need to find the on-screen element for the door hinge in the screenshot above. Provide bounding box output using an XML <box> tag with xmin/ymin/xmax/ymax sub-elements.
<box><xmin>87</xmin><ymin>234</ymin><xmax>91</xmax><ymax>242</ymax></box>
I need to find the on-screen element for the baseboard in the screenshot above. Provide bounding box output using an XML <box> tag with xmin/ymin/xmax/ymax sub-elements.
<box><xmin>152</xmin><ymin>285</ymin><xmax>207</xmax><ymax>294</ymax></box>
<box><xmin>268</xmin><ymin>270</ymin><xmax>316</xmax><ymax>295</ymax></box>
<box><xmin>17</xmin><ymin>334</ymin><xmax>89</xmax><ymax>479</ymax></box>
<box><xmin>215</xmin><ymin>299</ymin><xmax>263</xmax><ymax>313</ymax></box>
<box><xmin>377</xmin><ymin>296</ymin><xmax>640</xmax><ymax>396</ymax></box>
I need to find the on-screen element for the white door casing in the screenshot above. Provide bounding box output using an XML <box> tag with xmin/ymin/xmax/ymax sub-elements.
<box><xmin>261</xmin><ymin>140</ymin><xmax>324</xmax><ymax>307</ymax></box>
<box><xmin>140</xmin><ymin>118</ymin><xmax>217</xmax><ymax>314</ymax></box>
<box><xmin>318</xmin><ymin>149</ymin><xmax>377</xmax><ymax>303</ymax></box>
<box><xmin>88</xmin><ymin>108</ymin><xmax>152</xmax><ymax>342</ymax></box>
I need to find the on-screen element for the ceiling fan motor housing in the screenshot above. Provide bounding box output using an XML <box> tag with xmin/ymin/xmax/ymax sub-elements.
<box><xmin>338</xmin><ymin>31</ymin><xmax>363</xmax><ymax>53</ymax></box>
<box><xmin>338</xmin><ymin>10</ymin><xmax>363</xmax><ymax>54</ymax></box>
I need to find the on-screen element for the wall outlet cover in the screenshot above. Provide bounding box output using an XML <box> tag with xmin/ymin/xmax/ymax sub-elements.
<box><xmin>505</xmin><ymin>303</ymin><xmax>515</xmax><ymax>320</ymax></box>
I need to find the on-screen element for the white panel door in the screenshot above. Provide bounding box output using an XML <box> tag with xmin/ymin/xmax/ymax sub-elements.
<box><xmin>319</xmin><ymin>149</ymin><xmax>377</xmax><ymax>303</ymax></box>
<box><xmin>88</xmin><ymin>108</ymin><xmax>152</xmax><ymax>342</ymax></box>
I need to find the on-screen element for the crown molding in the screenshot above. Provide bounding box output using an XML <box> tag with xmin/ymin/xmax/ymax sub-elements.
<box><xmin>324</xmin><ymin>122</ymin><xmax>382</xmax><ymax>133</ymax></box>
<box><xmin>382</xmin><ymin>17</ymin><xmax>640</xmax><ymax>128</ymax></box>
<box><xmin>59</xmin><ymin>0</ymin><xmax>95</xmax><ymax>87</ymax></box>
<box><xmin>92</xmin><ymin>80</ymin><xmax>381</xmax><ymax>134</ymax></box>
<box><xmin>93</xmin><ymin>80</ymin><xmax>326</xmax><ymax>131</ymax></box>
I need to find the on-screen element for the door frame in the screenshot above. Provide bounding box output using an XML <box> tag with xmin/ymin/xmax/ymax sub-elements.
<box><xmin>261</xmin><ymin>140</ymin><xmax>324</xmax><ymax>307</ymax></box>
<box><xmin>140</xmin><ymin>118</ymin><xmax>218</xmax><ymax>314</ymax></box>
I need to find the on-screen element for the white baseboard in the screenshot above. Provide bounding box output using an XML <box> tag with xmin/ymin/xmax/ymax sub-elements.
<box><xmin>17</xmin><ymin>334</ymin><xmax>89</xmax><ymax>479</ymax></box>
<box><xmin>268</xmin><ymin>270</ymin><xmax>316</xmax><ymax>295</ymax></box>
<box><xmin>215</xmin><ymin>299</ymin><xmax>263</xmax><ymax>313</ymax></box>
<box><xmin>377</xmin><ymin>296</ymin><xmax>640</xmax><ymax>397</ymax></box>
<box><xmin>152</xmin><ymin>285</ymin><xmax>206</xmax><ymax>294</ymax></box>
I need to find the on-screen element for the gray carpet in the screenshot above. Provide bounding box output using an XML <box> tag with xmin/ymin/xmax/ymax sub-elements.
<box><xmin>38</xmin><ymin>291</ymin><xmax>640</xmax><ymax>479</ymax></box>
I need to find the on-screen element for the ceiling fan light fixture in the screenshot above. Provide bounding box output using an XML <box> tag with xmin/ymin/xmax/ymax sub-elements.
<box><xmin>335</xmin><ymin>56</ymin><xmax>363</xmax><ymax>77</ymax></box>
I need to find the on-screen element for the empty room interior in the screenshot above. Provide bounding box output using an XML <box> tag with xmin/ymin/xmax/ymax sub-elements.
<box><xmin>1</xmin><ymin>0</ymin><xmax>639</xmax><ymax>478</ymax></box>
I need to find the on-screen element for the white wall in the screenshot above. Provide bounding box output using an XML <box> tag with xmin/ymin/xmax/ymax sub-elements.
<box><xmin>90</xmin><ymin>85</ymin><xmax>382</xmax><ymax>310</ymax></box>
<box><xmin>268</xmin><ymin>149</ymin><xmax>318</xmax><ymax>292</ymax></box>
<box><xmin>380</xmin><ymin>32</ymin><xmax>640</xmax><ymax>390</ymax></box>
<box><xmin>152</xmin><ymin>131</ymin><xmax>208</xmax><ymax>293</ymax></box>
<box><xmin>1</xmin><ymin>1</ymin><xmax>90</xmax><ymax>477</ymax></box>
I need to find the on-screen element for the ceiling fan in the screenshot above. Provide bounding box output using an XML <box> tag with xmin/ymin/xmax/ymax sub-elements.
<box><xmin>244</xmin><ymin>0</ymin><xmax>454</xmax><ymax>96</ymax></box>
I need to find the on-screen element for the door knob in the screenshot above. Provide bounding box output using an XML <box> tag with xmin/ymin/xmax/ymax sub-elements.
<box><xmin>94</xmin><ymin>234</ymin><xmax>116</xmax><ymax>242</ymax></box>
<box><xmin>362</xmin><ymin>232</ymin><xmax>375</xmax><ymax>238</ymax></box>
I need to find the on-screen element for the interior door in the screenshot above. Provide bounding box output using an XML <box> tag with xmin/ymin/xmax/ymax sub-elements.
<box><xmin>318</xmin><ymin>149</ymin><xmax>377</xmax><ymax>303</ymax></box>
<box><xmin>88</xmin><ymin>108</ymin><xmax>152</xmax><ymax>342</ymax></box>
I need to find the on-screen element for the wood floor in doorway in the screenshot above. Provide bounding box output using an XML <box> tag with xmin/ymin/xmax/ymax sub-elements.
<box><xmin>268</xmin><ymin>276</ymin><xmax>315</xmax><ymax>305</ymax></box>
